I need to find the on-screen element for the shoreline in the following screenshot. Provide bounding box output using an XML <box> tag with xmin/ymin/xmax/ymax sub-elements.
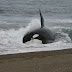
<box><xmin>0</xmin><ymin>48</ymin><xmax>72</xmax><ymax>72</ymax></box>
<box><xmin>0</xmin><ymin>48</ymin><xmax>72</xmax><ymax>60</ymax></box>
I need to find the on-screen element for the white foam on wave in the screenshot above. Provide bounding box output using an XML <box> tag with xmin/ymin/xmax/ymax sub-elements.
<box><xmin>0</xmin><ymin>18</ymin><xmax>72</xmax><ymax>55</ymax></box>
<box><xmin>52</xmin><ymin>26</ymin><xmax>72</xmax><ymax>30</ymax></box>
<box><xmin>0</xmin><ymin>19</ymin><xmax>41</xmax><ymax>45</ymax></box>
<box><xmin>46</xmin><ymin>19</ymin><xmax>72</xmax><ymax>23</ymax></box>
<box><xmin>0</xmin><ymin>41</ymin><xmax>72</xmax><ymax>55</ymax></box>
<box><xmin>25</xmin><ymin>19</ymin><xmax>41</xmax><ymax>33</ymax></box>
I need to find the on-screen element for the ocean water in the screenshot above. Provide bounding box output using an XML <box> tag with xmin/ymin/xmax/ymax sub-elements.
<box><xmin>0</xmin><ymin>0</ymin><xmax>72</xmax><ymax>55</ymax></box>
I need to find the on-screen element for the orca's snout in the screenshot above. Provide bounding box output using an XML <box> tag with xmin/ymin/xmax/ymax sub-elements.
<box><xmin>23</xmin><ymin>34</ymin><xmax>32</xmax><ymax>43</ymax></box>
<box><xmin>22</xmin><ymin>37</ymin><xmax>25</xmax><ymax>43</ymax></box>
<box><xmin>23</xmin><ymin>35</ymin><xmax>28</xmax><ymax>43</ymax></box>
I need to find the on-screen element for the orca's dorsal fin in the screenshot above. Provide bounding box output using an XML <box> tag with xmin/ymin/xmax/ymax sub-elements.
<box><xmin>39</xmin><ymin>9</ymin><xmax>44</xmax><ymax>28</ymax></box>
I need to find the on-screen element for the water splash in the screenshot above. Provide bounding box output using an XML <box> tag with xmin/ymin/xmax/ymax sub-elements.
<box><xmin>0</xmin><ymin>18</ymin><xmax>72</xmax><ymax>55</ymax></box>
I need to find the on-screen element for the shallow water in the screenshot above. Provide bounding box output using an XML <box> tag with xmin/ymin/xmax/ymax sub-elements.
<box><xmin>0</xmin><ymin>0</ymin><xmax>72</xmax><ymax>55</ymax></box>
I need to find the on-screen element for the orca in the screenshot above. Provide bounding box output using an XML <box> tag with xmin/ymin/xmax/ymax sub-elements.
<box><xmin>23</xmin><ymin>10</ymin><xmax>55</xmax><ymax>44</ymax></box>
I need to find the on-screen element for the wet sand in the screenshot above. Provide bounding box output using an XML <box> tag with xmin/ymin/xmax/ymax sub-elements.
<box><xmin>0</xmin><ymin>49</ymin><xmax>72</xmax><ymax>72</ymax></box>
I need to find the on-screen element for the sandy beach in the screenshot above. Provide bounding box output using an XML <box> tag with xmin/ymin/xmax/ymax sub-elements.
<box><xmin>0</xmin><ymin>49</ymin><xmax>72</xmax><ymax>72</ymax></box>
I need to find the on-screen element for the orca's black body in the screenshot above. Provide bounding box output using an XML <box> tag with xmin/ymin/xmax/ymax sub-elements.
<box><xmin>23</xmin><ymin>10</ymin><xmax>55</xmax><ymax>44</ymax></box>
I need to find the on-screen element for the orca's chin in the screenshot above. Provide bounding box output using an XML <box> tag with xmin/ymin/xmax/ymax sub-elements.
<box><xmin>22</xmin><ymin>39</ymin><xmax>27</xmax><ymax>43</ymax></box>
<box><xmin>23</xmin><ymin>41</ymin><xmax>25</xmax><ymax>43</ymax></box>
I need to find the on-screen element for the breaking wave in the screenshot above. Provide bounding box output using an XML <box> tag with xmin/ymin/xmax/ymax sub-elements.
<box><xmin>0</xmin><ymin>19</ymin><xmax>72</xmax><ymax>55</ymax></box>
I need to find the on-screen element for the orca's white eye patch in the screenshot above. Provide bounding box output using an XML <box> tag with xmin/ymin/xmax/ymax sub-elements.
<box><xmin>33</xmin><ymin>34</ymin><xmax>39</xmax><ymax>38</ymax></box>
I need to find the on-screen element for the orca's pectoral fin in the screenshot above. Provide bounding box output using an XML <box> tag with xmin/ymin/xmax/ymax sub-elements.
<box><xmin>39</xmin><ymin>9</ymin><xmax>44</xmax><ymax>28</ymax></box>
